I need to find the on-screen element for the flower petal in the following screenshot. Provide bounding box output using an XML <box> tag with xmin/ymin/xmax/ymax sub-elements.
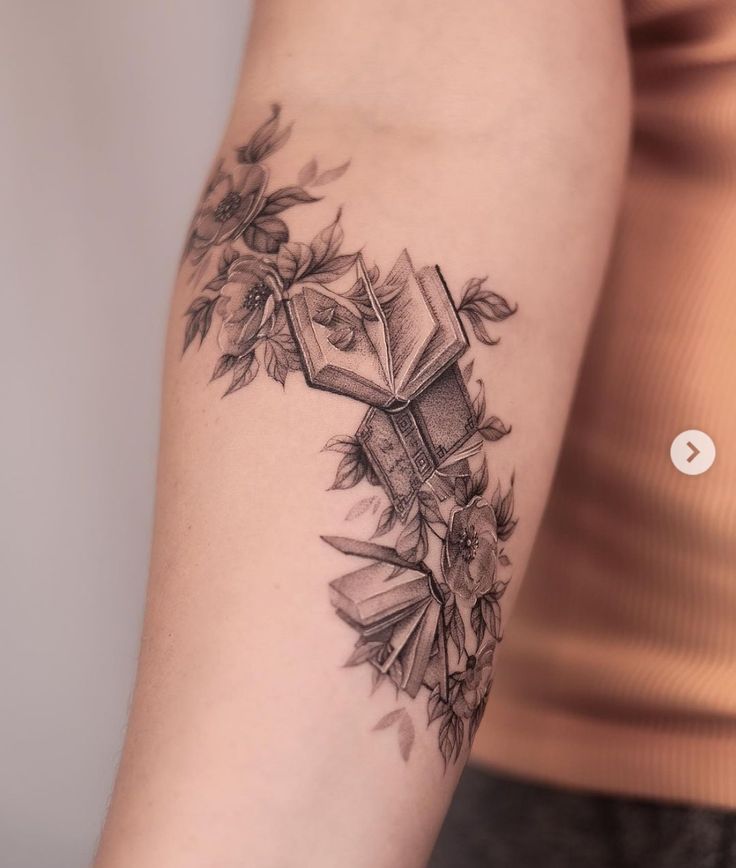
<box><xmin>261</xmin><ymin>293</ymin><xmax>275</xmax><ymax>322</ymax></box>
<box><xmin>445</xmin><ymin>557</ymin><xmax>475</xmax><ymax>600</ymax></box>
<box><xmin>233</xmin><ymin>162</ymin><xmax>268</xmax><ymax>201</ymax></box>
<box><xmin>467</xmin><ymin>498</ymin><xmax>497</xmax><ymax>534</ymax></box>
<box><xmin>217</xmin><ymin>214</ymin><xmax>248</xmax><ymax>243</ymax></box>
<box><xmin>467</xmin><ymin>538</ymin><xmax>497</xmax><ymax>592</ymax></box>
<box><xmin>205</xmin><ymin>173</ymin><xmax>233</xmax><ymax>205</ymax></box>
<box><xmin>231</xmin><ymin>163</ymin><xmax>268</xmax><ymax>226</ymax></box>
<box><xmin>218</xmin><ymin>279</ymin><xmax>251</xmax><ymax>311</ymax></box>
<box><xmin>214</xmin><ymin>295</ymin><xmax>230</xmax><ymax>318</ymax></box>
<box><xmin>218</xmin><ymin>312</ymin><xmax>259</xmax><ymax>355</ymax></box>
<box><xmin>192</xmin><ymin>209</ymin><xmax>221</xmax><ymax>245</ymax></box>
<box><xmin>227</xmin><ymin>256</ymin><xmax>260</xmax><ymax>278</ymax></box>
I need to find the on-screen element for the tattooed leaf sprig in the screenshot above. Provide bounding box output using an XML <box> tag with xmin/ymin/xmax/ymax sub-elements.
<box><xmin>323</xmin><ymin>435</ymin><xmax>381</xmax><ymax>490</ymax></box>
<box><xmin>372</xmin><ymin>708</ymin><xmax>415</xmax><ymax>762</ymax></box>
<box><xmin>298</xmin><ymin>157</ymin><xmax>351</xmax><ymax>188</ymax></box>
<box><xmin>469</xmin><ymin>376</ymin><xmax>512</xmax><ymax>443</ymax></box>
<box><xmin>236</xmin><ymin>103</ymin><xmax>292</xmax><ymax>164</ymax></box>
<box><xmin>457</xmin><ymin>276</ymin><xmax>518</xmax><ymax>346</ymax></box>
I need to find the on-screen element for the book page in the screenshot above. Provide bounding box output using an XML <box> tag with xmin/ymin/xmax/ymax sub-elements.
<box><xmin>400</xmin><ymin>601</ymin><xmax>441</xmax><ymax>697</ymax></box>
<box><xmin>399</xmin><ymin>266</ymin><xmax>467</xmax><ymax>398</ymax></box>
<box><xmin>378</xmin><ymin>600</ymin><xmax>432</xmax><ymax>674</ymax></box>
<box><xmin>353</xmin><ymin>256</ymin><xmax>393</xmax><ymax>390</ymax></box>
<box><xmin>300</xmin><ymin>285</ymin><xmax>392</xmax><ymax>400</ymax></box>
<box><xmin>376</xmin><ymin>250</ymin><xmax>437</xmax><ymax>397</ymax></box>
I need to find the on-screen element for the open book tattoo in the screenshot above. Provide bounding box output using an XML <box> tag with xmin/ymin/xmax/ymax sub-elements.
<box><xmin>182</xmin><ymin>105</ymin><xmax>518</xmax><ymax>766</ymax></box>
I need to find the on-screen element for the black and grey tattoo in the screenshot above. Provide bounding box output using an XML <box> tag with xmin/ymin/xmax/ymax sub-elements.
<box><xmin>182</xmin><ymin>105</ymin><xmax>518</xmax><ymax>767</ymax></box>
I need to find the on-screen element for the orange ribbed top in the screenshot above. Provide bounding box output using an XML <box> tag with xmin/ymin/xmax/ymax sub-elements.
<box><xmin>474</xmin><ymin>0</ymin><xmax>736</xmax><ymax>810</ymax></box>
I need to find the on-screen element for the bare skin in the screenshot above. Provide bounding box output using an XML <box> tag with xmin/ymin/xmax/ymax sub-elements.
<box><xmin>95</xmin><ymin>2</ymin><xmax>630</xmax><ymax>866</ymax></box>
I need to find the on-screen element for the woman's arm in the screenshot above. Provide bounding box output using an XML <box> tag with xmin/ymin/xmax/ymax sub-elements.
<box><xmin>95</xmin><ymin>2</ymin><xmax>630</xmax><ymax>866</ymax></box>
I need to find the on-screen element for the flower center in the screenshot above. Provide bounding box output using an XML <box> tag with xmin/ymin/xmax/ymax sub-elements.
<box><xmin>466</xmin><ymin>655</ymin><xmax>477</xmax><ymax>669</ymax></box>
<box><xmin>214</xmin><ymin>191</ymin><xmax>242</xmax><ymax>222</ymax></box>
<box><xmin>244</xmin><ymin>281</ymin><xmax>270</xmax><ymax>310</ymax></box>
<box><xmin>459</xmin><ymin>525</ymin><xmax>480</xmax><ymax>562</ymax></box>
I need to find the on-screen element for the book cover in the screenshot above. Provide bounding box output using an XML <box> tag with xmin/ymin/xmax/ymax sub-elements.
<box><xmin>285</xmin><ymin>251</ymin><xmax>468</xmax><ymax>408</ymax></box>
<box><xmin>357</xmin><ymin>363</ymin><xmax>477</xmax><ymax>517</ymax></box>
<box><xmin>328</xmin><ymin>560</ymin><xmax>432</xmax><ymax>626</ymax></box>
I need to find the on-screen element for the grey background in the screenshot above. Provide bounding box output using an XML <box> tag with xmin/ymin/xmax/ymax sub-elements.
<box><xmin>1</xmin><ymin>2</ymin><xmax>251</xmax><ymax>865</ymax></box>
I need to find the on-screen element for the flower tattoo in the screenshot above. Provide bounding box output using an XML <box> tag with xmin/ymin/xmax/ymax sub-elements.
<box><xmin>443</xmin><ymin>497</ymin><xmax>498</xmax><ymax>607</ymax></box>
<box><xmin>189</xmin><ymin>162</ymin><xmax>267</xmax><ymax>260</ymax></box>
<box><xmin>215</xmin><ymin>256</ymin><xmax>284</xmax><ymax>356</ymax></box>
<box><xmin>452</xmin><ymin>642</ymin><xmax>496</xmax><ymax>720</ymax></box>
<box><xmin>181</xmin><ymin>105</ymin><xmax>518</xmax><ymax>767</ymax></box>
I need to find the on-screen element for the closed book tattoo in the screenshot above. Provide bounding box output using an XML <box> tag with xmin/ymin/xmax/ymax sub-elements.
<box><xmin>357</xmin><ymin>363</ymin><xmax>477</xmax><ymax>517</ymax></box>
<box><xmin>328</xmin><ymin>560</ymin><xmax>432</xmax><ymax>626</ymax></box>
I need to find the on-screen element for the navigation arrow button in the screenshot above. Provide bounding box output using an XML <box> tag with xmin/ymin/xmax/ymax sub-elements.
<box><xmin>671</xmin><ymin>430</ymin><xmax>716</xmax><ymax>476</ymax></box>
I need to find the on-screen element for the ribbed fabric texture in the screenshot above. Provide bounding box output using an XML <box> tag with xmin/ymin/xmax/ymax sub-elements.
<box><xmin>474</xmin><ymin>0</ymin><xmax>736</xmax><ymax>811</ymax></box>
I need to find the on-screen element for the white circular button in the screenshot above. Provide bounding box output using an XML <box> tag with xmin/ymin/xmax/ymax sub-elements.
<box><xmin>670</xmin><ymin>430</ymin><xmax>716</xmax><ymax>476</ymax></box>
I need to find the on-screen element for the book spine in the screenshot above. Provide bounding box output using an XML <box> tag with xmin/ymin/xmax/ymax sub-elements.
<box><xmin>328</xmin><ymin>582</ymin><xmax>359</xmax><ymax>623</ymax></box>
<box><xmin>388</xmin><ymin>407</ymin><xmax>436</xmax><ymax>485</ymax></box>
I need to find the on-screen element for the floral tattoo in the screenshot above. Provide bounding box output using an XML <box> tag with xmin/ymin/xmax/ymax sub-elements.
<box><xmin>182</xmin><ymin>105</ymin><xmax>518</xmax><ymax>767</ymax></box>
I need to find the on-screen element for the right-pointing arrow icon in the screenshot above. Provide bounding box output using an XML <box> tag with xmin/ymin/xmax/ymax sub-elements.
<box><xmin>671</xmin><ymin>430</ymin><xmax>716</xmax><ymax>476</ymax></box>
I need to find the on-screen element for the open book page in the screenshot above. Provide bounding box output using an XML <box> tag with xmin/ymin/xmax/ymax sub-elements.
<box><xmin>377</xmin><ymin>250</ymin><xmax>438</xmax><ymax>397</ymax></box>
<box><xmin>287</xmin><ymin>255</ymin><xmax>466</xmax><ymax>406</ymax></box>
<box><xmin>395</xmin><ymin>266</ymin><xmax>468</xmax><ymax>400</ymax></box>
<box><xmin>287</xmin><ymin>285</ymin><xmax>395</xmax><ymax>405</ymax></box>
<box><xmin>301</xmin><ymin>286</ymin><xmax>380</xmax><ymax>383</ymax></box>
<box><xmin>353</xmin><ymin>256</ymin><xmax>393</xmax><ymax>390</ymax></box>
<box><xmin>400</xmin><ymin>601</ymin><xmax>441</xmax><ymax>697</ymax></box>
<box><xmin>378</xmin><ymin>599</ymin><xmax>432</xmax><ymax>674</ymax></box>
<box><xmin>356</xmin><ymin>599</ymin><xmax>427</xmax><ymax>638</ymax></box>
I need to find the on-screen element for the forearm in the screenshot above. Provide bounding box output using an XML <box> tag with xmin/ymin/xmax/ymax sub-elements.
<box><xmin>96</xmin><ymin>2</ymin><xmax>629</xmax><ymax>866</ymax></box>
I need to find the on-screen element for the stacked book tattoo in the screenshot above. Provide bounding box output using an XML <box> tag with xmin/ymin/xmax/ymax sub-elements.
<box><xmin>286</xmin><ymin>251</ymin><xmax>476</xmax><ymax>518</ymax></box>
<box><xmin>287</xmin><ymin>253</ymin><xmax>482</xmax><ymax>722</ymax></box>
